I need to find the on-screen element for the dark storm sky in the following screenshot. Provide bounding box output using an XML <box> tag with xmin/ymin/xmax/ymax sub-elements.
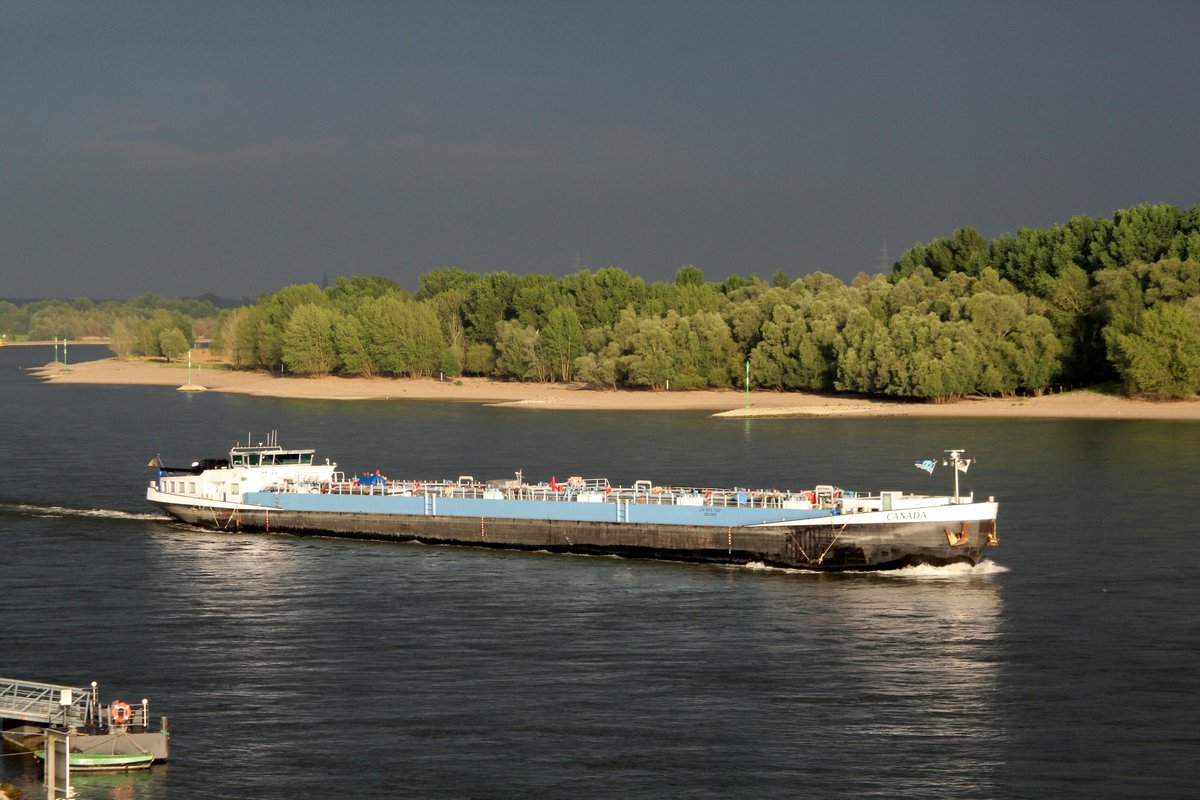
<box><xmin>3</xmin><ymin>0</ymin><xmax>1197</xmax><ymax>300</ymax></box>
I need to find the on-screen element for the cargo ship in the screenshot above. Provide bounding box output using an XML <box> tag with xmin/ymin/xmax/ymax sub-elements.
<box><xmin>146</xmin><ymin>434</ymin><xmax>999</xmax><ymax>571</ymax></box>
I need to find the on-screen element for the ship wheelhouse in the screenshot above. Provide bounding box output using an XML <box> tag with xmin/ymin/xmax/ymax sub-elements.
<box><xmin>229</xmin><ymin>445</ymin><xmax>316</xmax><ymax>467</ymax></box>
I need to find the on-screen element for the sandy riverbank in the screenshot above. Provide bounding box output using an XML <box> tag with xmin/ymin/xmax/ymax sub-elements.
<box><xmin>24</xmin><ymin>357</ymin><xmax>1200</xmax><ymax>420</ymax></box>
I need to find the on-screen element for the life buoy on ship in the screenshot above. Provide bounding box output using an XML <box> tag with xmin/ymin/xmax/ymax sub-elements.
<box><xmin>110</xmin><ymin>700</ymin><xmax>133</xmax><ymax>725</ymax></box>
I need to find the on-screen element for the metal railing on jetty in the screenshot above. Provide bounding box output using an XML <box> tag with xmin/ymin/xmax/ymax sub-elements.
<box><xmin>0</xmin><ymin>676</ymin><xmax>151</xmax><ymax>732</ymax></box>
<box><xmin>321</xmin><ymin>475</ymin><xmax>851</xmax><ymax>510</ymax></box>
<box><xmin>0</xmin><ymin>677</ymin><xmax>92</xmax><ymax>727</ymax></box>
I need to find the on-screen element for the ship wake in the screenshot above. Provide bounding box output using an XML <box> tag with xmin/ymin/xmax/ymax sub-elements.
<box><xmin>871</xmin><ymin>559</ymin><xmax>1009</xmax><ymax>579</ymax></box>
<box><xmin>739</xmin><ymin>559</ymin><xmax>1008</xmax><ymax>578</ymax></box>
<box><xmin>0</xmin><ymin>499</ymin><xmax>167</xmax><ymax>522</ymax></box>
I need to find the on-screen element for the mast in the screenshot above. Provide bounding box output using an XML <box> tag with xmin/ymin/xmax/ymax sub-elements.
<box><xmin>943</xmin><ymin>449</ymin><xmax>967</xmax><ymax>503</ymax></box>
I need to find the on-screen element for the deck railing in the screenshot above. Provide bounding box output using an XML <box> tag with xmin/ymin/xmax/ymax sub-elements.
<box><xmin>321</xmin><ymin>479</ymin><xmax>858</xmax><ymax>510</ymax></box>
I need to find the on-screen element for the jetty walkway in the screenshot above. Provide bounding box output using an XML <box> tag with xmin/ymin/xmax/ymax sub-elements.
<box><xmin>0</xmin><ymin>676</ymin><xmax>96</xmax><ymax>728</ymax></box>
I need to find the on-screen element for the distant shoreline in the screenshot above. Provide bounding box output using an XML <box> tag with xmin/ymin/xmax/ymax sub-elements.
<box><xmin>23</xmin><ymin>356</ymin><xmax>1200</xmax><ymax>420</ymax></box>
<box><xmin>3</xmin><ymin>338</ymin><xmax>111</xmax><ymax>346</ymax></box>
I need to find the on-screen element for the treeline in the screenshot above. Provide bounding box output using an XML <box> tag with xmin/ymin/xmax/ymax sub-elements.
<box><xmin>893</xmin><ymin>203</ymin><xmax>1200</xmax><ymax>397</ymax></box>
<box><xmin>0</xmin><ymin>296</ymin><xmax>219</xmax><ymax>361</ymax></box>
<box><xmin>214</xmin><ymin>203</ymin><xmax>1200</xmax><ymax>400</ymax></box>
<box><xmin>212</xmin><ymin>266</ymin><xmax>1063</xmax><ymax>401</ymax></box>
<box><xmin>11</xmin><ymin>203</ymin><xmax>1200</xmax><ymax>400</ymax></box>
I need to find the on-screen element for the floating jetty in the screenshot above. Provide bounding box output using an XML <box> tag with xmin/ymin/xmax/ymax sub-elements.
<box><xmin>0</xmin><ymin>677</ymin><xmax>169</xmax><ymax>763</ymax></box>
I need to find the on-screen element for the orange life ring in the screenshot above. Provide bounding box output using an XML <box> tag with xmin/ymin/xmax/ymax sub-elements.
<box><xmin>110</xmin><ymin>700</ymin><xmax>133</xmax><ymax>725</ymax></box>
<box><xmin>110</xmin><ymin>700</ymin><xmax>132</xmax><ymax>724</ymax></box>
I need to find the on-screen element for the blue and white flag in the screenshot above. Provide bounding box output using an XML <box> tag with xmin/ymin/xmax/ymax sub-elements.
<box><xmin>914</xmin><ymin>459</ymin><xmax>936</xmax><ymax>475</ymax></box>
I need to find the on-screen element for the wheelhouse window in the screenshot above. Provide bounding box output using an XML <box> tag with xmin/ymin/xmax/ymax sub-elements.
<box><xmin>230</xmin><ymin>484</ymin><xmax>240</xmax><ymax>495</ymax></box>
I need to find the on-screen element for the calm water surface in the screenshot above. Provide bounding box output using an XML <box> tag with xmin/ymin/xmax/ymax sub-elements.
<box><xmin>1</xmin><ymin>346</ymin><xmax>1198</xmax><ymax>798</ymax></box>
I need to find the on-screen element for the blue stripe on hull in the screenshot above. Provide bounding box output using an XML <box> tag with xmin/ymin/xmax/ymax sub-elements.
<box><xmin>244</xmin><ymin>492</ymin><xmax>832</xmax><ymax>528</ymax></box>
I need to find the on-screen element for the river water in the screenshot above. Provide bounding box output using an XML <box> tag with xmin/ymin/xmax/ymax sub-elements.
<box><xmin>1</xmin><ymin>345</ymin><xmax>1197</xmax><ymax>799</ymax></box>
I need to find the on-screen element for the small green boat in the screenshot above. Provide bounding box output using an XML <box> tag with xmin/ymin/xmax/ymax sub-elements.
<box><xmin>34</xmin><ymin>750</ymin><xmax>155</xmax><ymax>771</ymax></box>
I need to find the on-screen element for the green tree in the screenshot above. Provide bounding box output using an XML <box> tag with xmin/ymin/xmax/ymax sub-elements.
<box><xmin>463</xmin><ymin>273</ymin><xmax>516</xmax><ymax>343</ymax></box>
<box><xmin>139</xmin><ymin>311</ymin><xmax>192</xmax><ymax>360</ymax></box>
<box><xmin>282</xmin><ymin>304</ymin><xmax>339</xmax><ymax>375</ymax></box>
<box><xmin>1107</xmin><ymin>303</ymin><xmax>1200</xmax><ymax>398</ymax></box>
<box><xmin>750</xmin><ymin>305</ymin><xmax>837</xmax><ymax>391</ymax></box>
<box><xmin>834</xmin><ymin>307</ymin><xmax>893</xmax><ymax>395</ymax></box>
<box><xmin>424</xmin><ymin>289</ymin><xmax>469</xmax><ymax>363</ymax></box>
<box><xmin>1138</xmin><ymin>257</ymin><xmax>1200</xmax><ymax>305</ymax></box>
<box><xmin>1006</xmin><ymin>315</ymin><xmax>1062</xmax><ymax>394</ymax></box>
<box><xmin>494</xmin><ymin>320</ymin><xmax>546</xmax><ymax>381</ymax></box>
<box><xmin>675</xmin><ymin>264</ymin><xmax>704</xmax><ymax>286</ymax></box>
<box><xmin>436</xmin><ymin>349</ymin><xmax>462</xmax><ymax>378</ymax></box>
<box><xmin>589</xmin><ymin>268</ymin><xmax>649</xmax><ymax>326</ymax></box>
<box><xmin>158</xmin><ymin>327</ymin><xmax>190</xmax><ymax>363</ymax></box>
<box><xmin>511</xmin><ymin>273</ymin><xmax>563</xmax><ymax>329</ymax></box>
<box><xmin>107</xmin><ymin>317</ymin><xmax>139</xmax><ymax>358</ymax></box>
<box><xmin>360</xmin><ymin>295</ymin><xmax>443</xmax><ymax>377</ymax></box>
<box><xmin>726</xmin><ymin>299</ymin><xmax>767</xmax><ymax>352</ymax></box>
<box><xmin>949</xmin><ymin>226</ymin><xmax>990</xmax><ymax>275</ymax></box>
<box><xmin>889</xmin><ymin>314</ymin><xmax>981</xmax><ymax>402</ymax></box>
<box><xmin>463</xmin><ymin>342</ymin><xmax>496</xmax><ymax>375</ymax></box>
<box><xmin>621</xmin><ymin>316</ymin><xmax>674</xmax><ymax>389</ymax></box>
<box><xmin>331</xmin><ymin>312</ymin><xmax>373</xmax><ymax>376</ymax></box>
<box><xmin>416</xmin><ymin>267</ymin><xmax>478</xmax><ymax>300</ymax></box>
<box><xmin>1095</xmin><ymin>203</ymin><xmax>1183</xmax><ymax>269</ymax></box>
<box><xmin>541</xmin><ymin>306</ymin><xmax>585</xmax><ymax>381</ymax></box>
<box><xmin>327</xmin><ymin>275</ymin><xmax>403</xmax><ymax>313</ymax></box>
<box><xmin>0</xmin><ymin>300</ymin><xmax>20</xmax><ymax>337</ymax></box>
<box><xmin>668</xmin><ymin>311</ymin><xmax>740</xmax><ymax>388</ymax></box>
<box><xmin>213</xmin><ymin>308</ymin><xmax>245</xmax><ymax>366</ymax></box>
<box><xmin>574</xmin><ymin>350</ymin><xmax>620</xmax><ymax>389</ymax></box>
<box><xmin>255</xmin><ymin>283</ymin><xmax>326</xmax><ymax>368</ymax></box>
<box><xmin>1034</xmin><ymin>264</ymin><xmax>1097</xmax><ymax>383</ymax></box>
<box><xmin>222</xmin><ymin>307</ymin><xmax>268</xmax><ymax>368</ymax></box>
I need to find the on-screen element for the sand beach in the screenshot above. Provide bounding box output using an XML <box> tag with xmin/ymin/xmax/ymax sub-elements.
<box><xmin>23</xmin><ymin>355</ymin><xmax>1200</xmax><ymax>420</ymax></box>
